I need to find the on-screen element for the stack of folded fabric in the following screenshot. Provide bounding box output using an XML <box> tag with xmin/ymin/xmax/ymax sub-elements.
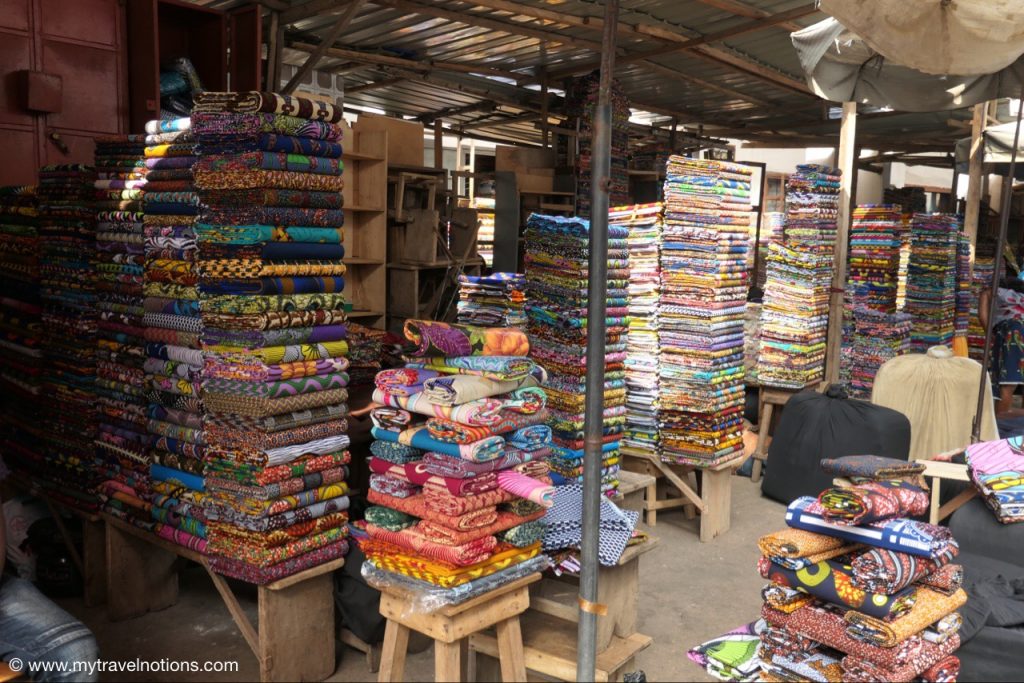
<box><xmin>345</xmin><ymin>322</ymin><xmax>386</xmax><ymax>388</ymax></box>
<box><xmin>906</xmin><ymin>213</ymin><xmax>961</xmax><ymax>352</ymax></box>
<box><xmin>968</xmin><ymin>248</ymin><xmax>995</xmax><ymax>361</ymax></box>
<box><xmin>190</xmin><ymin>90</ymin><xmax>352</xmax><ymax>582</ymax></box>
<box><xmin>36</xmin><ymin>164</ymin><xmax>100</xmax><ymax>510</ymax></box>
<box><xmin>954</xmin><ymin>232</ymin><xmax>972</xmax><ymax>345</ymax></box>
<box><xmin>614</xmin><ymin>203</ymin><xmax>662</xmax><ymax>461</ymax></box>
<box><xmin>457</xmin><ymin>272</ymin><xmax>526</xmax><ymax>328</ymax></box>
<box><xmin>844</xmin><ymin>307</ymin><xmax>912</xmax><ymax>399</ymax></box>
<box><xmin>758</xmin><ymin>165</ymin><xmax>840</xmax><ymax>389</ymax></box>
<box><xmin>140</xmin><ymin>116</ymin><xmax>210</xmax><ymax>551</ymax></box>
<box><xmin>92</xmin><ymin>135</ymin><xmax>154</xmax><ymax>524</ymax></box>
<box><xmin>0</xmin><ymin>187</ymin><xmax>44</xmax><ymax>478</ymax></box>
<box><xmin>659</xmin><ymin>157</ymin><xmax>751</xmax><ymax>467</ymax></box>
<box><xmin>754</xmin><ymin>211</ymin><xmax>785</xmax><ymax>290</ymax></box>
<box><xmin>542</xmin><ymin>483</ymin><xmax>640</xmax><ymax>567</ymax></box>
<box><xmin>567</xmin><ymin>73</ymin><xmax>629</xmax><ymax>218</ymax></box>
<box><xmin>362</xmin><ymin>319</ymin><xmax>553</xmax><ymax>594</ymax></box>
<box><xmin>965</xmin><ymin>435</ymin><xmax>1024</xmax><ymax>524</ymax></box>
<box><xmin>523</xmin><ymin>213</ymin><xmax>627</xmax><ymax>495</ymax></box>
<box><xmin>692</xmin><ymin>454</ymin><xmax>967</xmax><ymax>681</ymax></box>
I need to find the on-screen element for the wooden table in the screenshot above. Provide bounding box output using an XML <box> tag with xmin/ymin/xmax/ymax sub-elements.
<box><xmin>103</xmin><ymin>514</ymin><xmax>341</xmax><ymax>682</ymax></box>
<box><xmin>377</xmin><ymin>573</ymin><xmax>538</xmax><ymax>682</ymax></box>
<box><xmin>751</xmin><ymin>384</ymin><xmax>820</xmax><ymax>482</ymax></box>
<box><xmin>621</xmin><ymin>451</ymin><xmax>744</xmax><ymax>541</ymax></box>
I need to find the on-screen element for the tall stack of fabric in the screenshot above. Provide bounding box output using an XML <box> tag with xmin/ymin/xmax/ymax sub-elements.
<box><xmin>141</xmin><ymin>116</ymin><xmax>209</xmax><ymax>552</ymax></box>
<box><xmin>968</xmin><ymin>248</ymin><xmax>996</xmax><ymax>361</ymax></box>
<box><xmin>190</xmin><ymin>91</ymin><xmax>352</xmax><ymax>583</ymax></box>
<box><xmin>524</xmin><ymin>213</ymin><xmax>627</xmax><ymax>495</ymax></box>
<box><xmin>690</xmin><ymin>455</ymin><xmax>966</xmax><ymax>681</ymax></box>
<box><xmin>567</xmin><ymin>73</ymin><xmax>629</xmax><ymax>218</ymax></box>
<box><xmin>37</xmin><ymin>164</ymin><xmax>99</xmax><ymax>510</ymax></box>
<box><xmin>92</xmin><ymin>135</ymin><xmax>153</xmax><ymax>524</ymax></box>
<box><xmin>906</xmin><ymin>213</ymin><xmax>961</xmax><ymax>352</ymax></box>
<box><xmin>362</xmin><ymin>319</ymin><xmax>551</xmax><ymax>594</ymax></box>
<box><xmin>615</xmin><ymin>203</ymin><xmax>662</xmax><ymax>461</ymax></box>
<box><xmin>0</xmin><ymin>187</ymin><xmax>44</xmax><ymax>477</ymax></box>
<box><xmin>755</xmin><ymin>211</ymin><xmax>785</xmax><ymax>289</ymax></box>
<box><xmin>659</xmin><ymin>158</ymin><xmax>750</xmax><ymax>467</ymax></box>
<box><xmin>954</xmin><ymin>232</ymin><xmax>972</xmax><ymax>346</ymax></box>
<box><xmin>345</xmin><ymin>322</ymin><xmax>387</xmax><ymax>389</ymax></box>
<box><xmin>456</xmin><ymin>272</ymin><xmax>526</xmax><ymax>328</ymax></box>
<box><xmin>758</xmin><ymin>165</ymin><xmax>840</xmax><ymax>389</ymax></box>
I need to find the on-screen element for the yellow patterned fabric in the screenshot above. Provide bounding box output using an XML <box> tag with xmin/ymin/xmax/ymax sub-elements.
<box><xmin>362</xmin><ymin>541</ymin><xmax>541</xmax><ymax>588</ymax></box>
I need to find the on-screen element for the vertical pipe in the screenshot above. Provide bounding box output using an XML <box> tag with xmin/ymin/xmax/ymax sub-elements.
<box><xmin>577</xmin><ymin>0</ymin><xmax>618</xmax><ymax>680</ymax></box>
<box><xmin>974</xmin><ymin>89</ymin><xmax>1024</xmax><ymax>441</ymax></box>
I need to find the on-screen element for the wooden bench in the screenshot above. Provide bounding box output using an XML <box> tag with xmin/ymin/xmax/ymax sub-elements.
<box><xmin>751</xmin><ymin>384</ymin><xmax>819</xmax><ymax>483</ymax></box>
<box><xmin>377</xmin><ymin>573</ymin><xmax>538</xmax><ymax>682</ymax></box>
<box><xmin>614</xmin><ymin>470</ymin><xmax>657</xmax><ymax>515</ymax></box>
<box><xmin>622</xmin><ymin>451</ymin><xmax>744</xmax><ymax>541</ymax></box>
<box><xmin>103</xmin><ymin>513</ymin><xmax>341</xmax><ymax>682</ymax></box>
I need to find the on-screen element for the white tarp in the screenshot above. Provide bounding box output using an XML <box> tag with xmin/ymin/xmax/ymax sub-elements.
<box><xmin>820</xmin><ymin>0</ymin><xmax>1024</xmax><ymax>76</ymax></box>
<box><xmin>791</xmin><ymin>18</ymin><xmax>1024</xmax><ymax>112</ymax></box>
<box><xmin>955</xmin><ymin>120</ymin><xmax>1024</xmax><ymax>177</ymax></box>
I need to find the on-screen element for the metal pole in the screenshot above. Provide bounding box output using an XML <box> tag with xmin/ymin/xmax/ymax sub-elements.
<box><xmin>578</xmin><ymin>0</ymin><xmax>617</xmax><ymax>680</ymax></box>
<box><xmin>974</xmin><ymin>90</ymin><xmax>1024</xmax><ymax>441</ymax></box>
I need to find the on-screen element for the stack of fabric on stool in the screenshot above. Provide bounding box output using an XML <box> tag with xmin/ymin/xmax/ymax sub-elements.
<box><xmin>614</xmin><ymin>203</ymin><xmax>662</xmax><ymax>461</ymax></box>
<box><xmin>92</xmin><ymin>135</ymin><xmax>154</xmax><ymax>524</ymax></box>
<box><xmin>37</xmin><ymin>164</ymin><xmax>100</xmax><ymax>510</ymax></box>
<box><xmin>965</xmin><ymin>435</ymin><xmax>1024</xmax><ymax>524</ymax></box>
<box><xmin>523</xmin><ymin>213</ymin><xmax>627</xmax><ymax>495</ymax></box>
<box><xmin>141</xmin><ymin>116</ymin><xmax>209</xmax><ymax>552</ymax></box>
<box><xmin>457</xmin><ymin>272</ymin><xmax>526</xmax><ymax>328</ymax></box>
<box><xmin>906</xmin><ymin>213</ymin><xmax>961</xmax><ymax>352</ymax></box>
<box><xmin>758</xmin><ymin>165</ymin><xmax>840</xmax><ymax>389</ymax></box>
<box><xmin>0</xmin><ymin>187</ymin><xmax>44</xmax><ymax>477</ymax></box>
<box><xmin>954</xmin><ymin>232</ymin><xmax>971</xmax><ymax>348</ymax></box>
<box><xmin>362</xmin><ymin>320</ymin><xmax>552</xmax><ymax>595</ymax></box>
<box><xmin>190</xmin><ymin>90</ymin><xmax>352</xmax><ymax>583</ymax></box>
<box><xmin>659</xmin><ymin>157</ymin><xmax>751</xmax><ymax>467</ymax></box>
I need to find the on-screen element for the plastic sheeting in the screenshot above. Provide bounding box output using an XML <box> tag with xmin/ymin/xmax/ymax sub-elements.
<box><xmin>955</xmin><ymin>121</ymin><xmax>1024</xmax><ymax>179</ymax></box>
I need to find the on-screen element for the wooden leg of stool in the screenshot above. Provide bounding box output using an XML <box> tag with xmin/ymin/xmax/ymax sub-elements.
<box><xmin>752</xmin><ymin>402</ymin><xmax>774</xmax><ymax>483</ymax></box>
<box><xmin>643</xmin><ymin>479</ymin><xmax>657</xmax><ymax>526</ymax></box>
<box><xmin>684</xmin><ymin>471</ymin><xmax>699</xmax><ymax>520</ymax></box>
<box><xmin>435</xmin><ymin>640</ymin><xmax>463</xmax><ymax>682</ymax></box>
<box><xmin>700</xmin><ymin>467</ymin><xmax>733</xmax><ymax>542</ymax></box>
<box><xmin>495</xmin><ymin>616</ymin><xmax>527</xmax><ymax>682</ymax></box>
<box><xmin>378</xmin><ymin>620</ymin><xmax>410</xmax><ymax>682</ymax></box>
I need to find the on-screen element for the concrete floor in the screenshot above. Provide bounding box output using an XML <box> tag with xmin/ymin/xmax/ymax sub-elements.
<box><xmin>59</xmin><ymin>476</ymin><xmax>785</xmax><ymax>682</ymax></box>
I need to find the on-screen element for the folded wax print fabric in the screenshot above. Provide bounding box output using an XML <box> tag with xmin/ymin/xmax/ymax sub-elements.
<box><xmin>405</xmin><ymin>356</ymin><xmax>538</xmax><ymax>382</ymax></box>
<box><xmin>763</xmin><ymin>647</ymin><xmax>843</xmax><ymax>682</ymax></box>
<box><xmin>508</xmin><ymin>425</ymin><xmax>552</xmax><ymax>452</ymax></box>
<box><xmin>841</xmin><ymin>636</ymin><xmax>960</xmax><ymax>683</ymax></box>
<box><xmin>199</xmin><ymin>292</ymin><xmax>346</xmax><ymax>315</ymax></box>
<box><xmin>193</xmin><ymin>169</ymin><xmax>344</xmax><ymax>193</ymax></box>
<box><xmin>367</xmin><ymin>457</ymin><xmax>498</xmax><ymax>496</ymax></box>
<box><xmin>374</xmin><ymin>368</ymin><xmax>440</xmax><ymax>397</ymax></box>
<box><xmin>820</xmin><ymin>455</ymin><xmax>926</xmax><ymax>480</ymax></box>
<box><xmin>687</xmin><ymin>620</ymin><xmax>765</xmax><ymax>683</ymax></box>
<box><xmin>497</xmin><ymin>470</ymin><xmax>554</xmax><ymax>508</ymax></box>
<box><xmin>422</xmin><ymin>368</ymin><xmax>546</xmax><ymax>406</ymax></box>
<box><xmin>207</xmin><ymin>540</ymin><xmax>349</xmax><ymax>585</ymax></box>
<box><xmin>818</xmin><ymin>480</ymin><xmax>929</xmax><ymax>525</ymax></box>
<box><xmin>403</xmin><ymin>319</ymin><xmax>529</xmax><ymax>358</ymax></box>
<box><xmin>193</xmin><ymin>91</ymin><xmax>344</xmax><ymax>123</ymax></box>
<box><xmin>426</xmin><ymin>418</ymin><xmax>509</xmax><ymax>444</ymax></box>
<box><xmin>361</xmin><ymin>540</ymin><xmax>541</xmax><ymax>589</ymax></box>
<box><xmin>964</xmin><ymin>435</ymin><xmax>1024</xmax><ymax>522</ymax></box>
<box><xmin>919</xmin><ymin>655</ymin><xmax>960</xmax><ymax>683</ymax></box>
<box><xmin>786</xmin><ymin>496</ymin><xmax>958</xmax><ymax>560</ymax></box>
<box><xmin>372</xmin><ymin>387</ymin><xmax>546</xmax><ymax>425</ymax></box>
<box><xmin>843</xmin><ymin>587</ymin><xmax>968</xmax><ymax>647</ymax></box>
<box><xmin>369</xmin><ymin>474</ymin><xmax>417</xmax><ymax>498</ymax></box>
<box><xmin>920</xmin><ymin>564</ymin><xmax>963</xmax><ymax>595</ymax></box>
<box><xmin>421</xmin><ymin>487</ymin><xmax>517</xmax><ymax>517</ymax></box>
<box><xmin>203</xmin><ymin>387</ymin><xmax>348</xmax><ymax>418</ymax></box>
<box><xmin>365</xmin><ymin>523</ymin><xmax>497</xmax><ymax>566</ymax></box>
<box><xmin>412</xmin><ymin>510</ymin><xmax>545</xmax><ymax>548</ymax></box>
<box><xmin>364</xmin><ymin>506</ymin><xmax>417</xmax><ymax>531</ymax></box>
<box><xmin>197</xmin><ymin>134</ymin><xmax>342</xmax><ymax>158</ymax></box>
<box><xmin>849</xmin><ymin>546</ymin><xmax>958</xmax><ymax>594</ymax></box>
<box><xmin>759</xmin><ymin>557</ymin><xmax>916</xmax><ymax>619</ymax></box>
<box><xmin>369</xmin><ymin>440</ymin><xmax>422</xmax><ymax>465</ymax></box>
<box><xmin>369</xmin><ymin>407</ymin><xmax>413</xmax><ymax>432</ymax></box>
<box><xmin>762</xmin><ymin>584</ymin><xmax>815</xmax><ymax>613</ymax></box>
<box><xmin>199</xmin><ymin>275</ymin><xmax>345</xmax><ymax>296</ymax></box>
<box><xmin>370</xmin><ymin>426</ymin><xmax>504</xmax><ymax>464</ymax></box>
<box><xmin>421</xmin><ymin>449</ymin><xmax>534</xmax><ymax>479</ymax></box>
<box><xmin>758</xmin><ymin>528</ymin><xmax>854</xmax><ymax>570</ymax></box>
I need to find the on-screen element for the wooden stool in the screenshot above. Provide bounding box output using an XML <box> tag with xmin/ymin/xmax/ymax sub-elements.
<box><xmin>751</xmin><ymin>384</ymin><xmax>819</xmax><ymax>483</ymax></box>
<box><xmin>378</xmin><ymin>573</ymin><xmax>539</xmax><ymax>682</ymax></box>
<box><xmin>614</xmin><ymin>470</ymin><xmax>657</xmax><ymax>515</ymax></box>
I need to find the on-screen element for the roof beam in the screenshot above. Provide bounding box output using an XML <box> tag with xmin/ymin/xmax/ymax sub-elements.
<box><xmin>281</xmin><ymin>0</ymin><xmax>344</xmax><ymax>24</ymax></box>
<box><xmin>281</xmin><ymin>0</ymin><xmax>364</xmax><ymax>95</ymax></box>
<box><xmin>345</xmin><ymin>76</ymin><xmax>405</xmax><ymax>94</ymax></box>
<box><xmin>688</xmin><ymin>46</ymin><xmax>811</xmax><ymax>94</ymax></box>
<box><xmin>414</xmin><ymin>100</ymin><xmax>498</xmax><ymax>122</ymax></box>
<box><xmin>457</xmin><ymin>113</ymin><xmax>543</xmax><ymax>132</ymax></box>
<box><xmin>690</xmin><ymin>0</ymin><xmax>805</xmax><ymax>32</ymax></box>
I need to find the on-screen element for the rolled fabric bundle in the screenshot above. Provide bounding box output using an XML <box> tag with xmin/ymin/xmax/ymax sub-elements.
<box><xmin>426</xmin><ymin>417</ymin><xmax>495</xmax><ymax>444</ymax></box>
<box><xmin>844</xmin><ymin>587</ymin><xmax>968</xmax><ymax>647</ymax></box>
<box><xmin>850</xmin><ymin>546</ymin><xmax>957</xmax><ymax>594</ymax></box>
<box><xmin>763</xmin><ymin>649</ymin><xmax>842</xmax><ymax>682</ymax></box>
<box><xmin>368</xmin><ymin>474</ymin><xmax>418</xmax><ymax>499</ymax></box>
<box><xmin>818</xmin><ymin>480</ymin><xmax>929</xmax><ymax>525</ymax></box>
<box><xmin>422</xmin><ymin>370</ymin><xmax>545</xmax><ymax>406</ymax></box>
<box><xmin>759</xmin><ymin>557</ymin><xmax>917</xmax><ymax>620</ymax></box>
<box><xmin>364</xmin><ymin>506</ymin><xmax>417</xmax><ymax>532</ymax></box>
<box><xmin>508</xmin><ymin>424</ymin><xmax>552</xmax><ymax>452</ymax></box>
<box><xmin>404</xmin><ymin>356</ymin><xmax>537</xmax><ymax>381</ymax></box>
<box><xmin>919</xmin><ymin>655</ymin><xmax>960</xmax><ymax>683</ymax></box>
<box><xmin>367</xmin><ymin>456</ymin><xmax>499</xmax><ymax>496</ymax></box>
<box><xmin>758</xmin><ymin>528</ymin><xmax>852</xmax><ymax>566</ymax></box>
<box><xmin>410</xmin><ymin>509</ymin><xmax>545</xmax><ymax>547</ymax></box>
<box><xmin>497</xmin><ymin>469</ymin><xmax>555</xmax><ymax>508</ymax></box>
<box><xmin>840</xmin><ymin>636</ymin><xmax>959</xmax><ymax>683</ymax></box>
<box><xmin>761</xmin><ymin>584</ymin><xmax>814</xmax><ymax>614</ymax></box>
<box><xmin>190</xmin><ymin>112</ymin><xmax>341</xmax><ymax>141</ymax></box>
<box><xmin>192</xmin><ymin>91</ymin><xmax>344</xmax><ymax>123</ymax></box>
<box><xmin>759</xmin><ymin>626</ymin><xmax>818</xmax><ymax>661</ymax></box>
<box><xmin>374</xmin><ymin>368</ymin><xmax>440</xmax><ymax>397</ymax></box>
<box><xmin>920</xmin><ymin>564</ymin><xmax>963</xmax><ymax>595</ymax></box>
<box><xmin>403</xmin><ymin>319</ymin><xmax>529</xmax><ymax>357</ymax></box>
<box><xmin>924</xmin><ymin>613</ymin><xmax>962</xmax><ymax>644</ymax></box>
<box><xmin>370</xmin><ymin>407</ymin><xmax>413</xmax><ymax>433</ymax></box>
<box><xmin>372</xmin><ymin>387</ymin><xmax>546</xmax><ymax>424</ymax></box>
<box><xmin>785</xmin><ymin>496</ymin><xmax>958</xmax><ymax>560</ymax></box>
<box><xmin>820</xmin><ymin>455</ymin><xmax>926</xmax><ymax>479</ymax></box>
<box><xmin>371</xmin><ymin>425</ymin><xmax>505</xmax><ymax>463</ymax></box>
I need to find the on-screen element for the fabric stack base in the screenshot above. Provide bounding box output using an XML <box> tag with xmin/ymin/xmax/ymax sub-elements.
<box><xmin>362</xmin><ymin>319</ymin><xmax>552</xmax><ymax>596</ymax></box>
<box><xmin>758</xmin><ymin>165</ymin><xmax>840</xmax><ymax>389</ymax></box>
<box><xmin>36</xmin><ymin>164</ymin><xmax>100</xmax><ymax>511</ymax></box>
<box><xmin>523</xmin><ymin>213</ymin><xmax>626</xmax><ymax>495</ymax></box>
<box><xmin>968</xmin><ymin>250</ymin><xmax>995</xmax><ymax>361</ymax></box>
<box><xmin>659</xmin><ymin>158</ymin><xmax>751</xmax><ymax>467</ymax></box>
<box><xmin>192</xmin><ymin>90</ymin><xmax>351</xmax><ymax>582</ymax></box>
<box><xmin>691</xmin><ymin>455</ymin><xmax>966</xmax><ymax>682</ymax></box>
<box><xmin>615</xmin><ymin>203</ymin><xmax>661</xmax><ymax>460</ymax></box>
<box><xmin>141</xmin><ymin>116</ymin><xmax>208</xmax><ymax>552</ymax></box>
<box><xmin>457</xmin><ymin>272</ymin><xmax>526</xmax><ymax>328</ymax></box>
<box><xmin>93</xmin><ymin>135</ymin><xmax>153</xmax><ymax>524</ymax></box>
<box><xmin>0</xmin><ymin>187</ymin><xmax>45</xmax><ymax>481</ymax></box>
<box><xmin>567</xmin><ymin>73</ymin><xmax>629</xmax><ymax>218</ymax></box>
<box><xmin>906</xmin><ymin>213</ymin><xmax>961</xmax><ymax>352</ymax></box>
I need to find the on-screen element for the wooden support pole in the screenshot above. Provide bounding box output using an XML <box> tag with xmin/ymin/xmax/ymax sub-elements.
<box><xmin>434</xmin><ymin>119</ymin><xmax>443</xmax><ymax>170</ymax></box>
<box><xmin>965</xmin><ymin>102</ymin><xmax>988</xmax><ymax>248</ymax></box>
<box><xmin>265</xmin><ymin>11</ymin><xmax>280</xmax><ymax>91</ymax></box>
<box><xmin>281</xmin><ymin>0</ymin><xmax>364</xmax><ymax>95</ymax></box>
<box><xmin>541</xmin><ymin>72</ymin><xmax>549</xmax><ymax>149</ymax></box>
<box><xmin>824</xmin><ymin>101</ymin><xmax>857</xmax><ymax>387</ymax></box>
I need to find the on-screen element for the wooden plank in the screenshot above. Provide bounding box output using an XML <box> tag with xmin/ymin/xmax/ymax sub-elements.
<box><xmin>496</xmin><ymin>617</ymin><xmax>527</xmax><ymax>682</ymax></box>
<box><xmin>340</xmin><ymin>628</ymin><xmax>382</xmax><ymax>674</ymax></box>
<box><xmin>281</xmin><ymin>0</ymin><xmax>364</xmax><ymax>95</ymax></box>
<box><xmin>378</xmin><ymin>620</ymin><xmax>410</xmax><ymax>682</ymax></box>
<box><xmin>105</xmin><ymin>518</ymin><xmax>179</xmax><ymax>621</ymax></box>
<box><xmin>700</xmin><ymin>466</ymin><xmax>734</xmax><ymax>542</ymax></box>
<box><xmin>824</xmin><ymin>101</ymin><xmax>857</xmax><ymax>386</ymax></box>
<box><xmin>434</xmin><ymin>640</ymin><xmax>462</xmax><ymax>682</ymax></box>
<box><xmin>264</xmin><ymin>556</ymin><xmax>345</xmax><ymax>591</ymax></box>
<box><xmin>265</xmin><ymin>10</ymin><xmax>280</xmax><ymax>90</ymax></box>
<box><xmin>964</xmin><ymin>102</ymin><xmax>987</xmax><ymax>248</ymax></box>
<box><xmin>692</xmin><ymin>0</ymin><xmax>806</xmax><ymax>31</ymax></box>
<box><xmin>202</xmin><ymin>561</ymin><xmax>260</xmax><ymax>657</ymax></box>
<box><xmin>258</xmin><ymin>571</ymin><xmax>336</xmax><ymax>681</ymax></box>
<box><xmin>921</xmin><ymin>460</ymin><xmax>971</xmax><ymax>481</ymax></box>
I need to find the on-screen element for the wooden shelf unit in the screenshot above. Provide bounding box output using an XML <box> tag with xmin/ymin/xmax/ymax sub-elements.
<box><xmin>342</xmin><ymin>122</ymin><xmax>388</xmax><ymax>329</ymax></box>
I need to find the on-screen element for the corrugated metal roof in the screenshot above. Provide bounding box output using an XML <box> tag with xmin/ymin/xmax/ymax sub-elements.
<box><xmin>186</xmin><ymin>0</ymin><xmax>978</xmax><ymax>150</ymax></box>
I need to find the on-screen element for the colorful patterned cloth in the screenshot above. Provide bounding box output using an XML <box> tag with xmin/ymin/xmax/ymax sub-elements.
<box><xmin>403</xmin><ymin>319</ymin><xmax>529</xmax><ymax>357</ymax></box>
<box><xmin>849</xmin><ymin>546</ymin><xmax>958</xmax><ymax>594</ymax></box>
<box><xmin>820</xmin><ymin>455</ymin><xmax>925</xmax><ymax>479</ymax></box>
<box><xmin>843</xmin><ymin>587</ymin><xmax>967</xmax><ymax>647</ymax></box>
<box><xmin>818</xmin><ymin>480</ymin><xmax>929</xmax><ymax>525</ymax></box>
<box><xmin>193</xmin><ymin>91</ymin><xmax>344</xmax><ymax>123</ymax></box>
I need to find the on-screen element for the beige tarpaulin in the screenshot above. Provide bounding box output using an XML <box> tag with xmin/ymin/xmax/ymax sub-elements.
<box><xmin>820</xmin><ymin>0</ymin><xmax>1024</xmax><ymax>76</ymax></box>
